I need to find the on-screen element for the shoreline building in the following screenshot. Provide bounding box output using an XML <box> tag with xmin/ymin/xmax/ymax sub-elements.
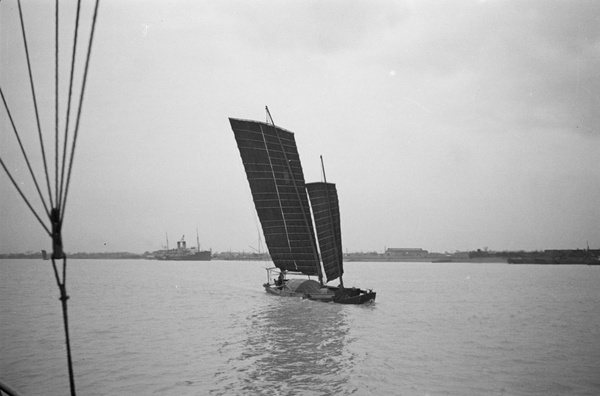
<box><xmin>385</xmin><ymin>248</ymin><xmax>429</xmax><ymax>259</ymax></box>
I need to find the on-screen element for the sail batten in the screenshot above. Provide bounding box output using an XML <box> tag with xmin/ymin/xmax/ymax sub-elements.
<box><xmin>230</xmin><ymin>117</ymin><xmax>321</xmax><ymax>276</ymax></box>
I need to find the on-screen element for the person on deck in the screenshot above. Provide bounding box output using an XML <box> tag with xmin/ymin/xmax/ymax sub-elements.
<box><xmin>275</xmin><ymin>272</ymin><xmax>285</xmax><ymax>287</ymax></box>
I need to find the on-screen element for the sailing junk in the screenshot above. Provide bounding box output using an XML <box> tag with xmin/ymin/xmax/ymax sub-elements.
<box><xmin>229</xmin><ymin>113</ymin><xmax>376</xmax><ymax>304</ymax></box>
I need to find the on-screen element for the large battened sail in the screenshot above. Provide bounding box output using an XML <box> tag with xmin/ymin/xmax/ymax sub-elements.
<box><xmin>229</xmin><ymin>118</ymin><xmax>321</xmax><ymax>276</ymax></box>
<box><xmin>306</xmin><ymin>182</ymin><xmax>344</xmax><ymax>282</ymax></box>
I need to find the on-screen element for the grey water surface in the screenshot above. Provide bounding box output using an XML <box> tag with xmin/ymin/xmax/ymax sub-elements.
<box><xmin>2</xmin><ymin>260</ymin><xmax>599</xmax><ymax>395</ymax></box>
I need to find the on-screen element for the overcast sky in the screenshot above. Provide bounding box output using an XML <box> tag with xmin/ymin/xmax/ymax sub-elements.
<box><xmin>1</xmin><ymin>0</ymin><xmax>599</xmax><ymax>255</ymax></box>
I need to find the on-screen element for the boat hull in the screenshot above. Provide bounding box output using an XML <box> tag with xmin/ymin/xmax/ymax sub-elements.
<box><xmin>264</xmin><ymin>283</ymin><xmax>376</xmax><ymax>305</ymax></box>
<box><xmin>264</xmin><ymin>283</ymin><xmax>308</xmax><ymax>297</ymax></box>
<box><xmin>333</xmin><ymin>290</ymin><xmax>376</xmax><ymax>305</ymax></box>
<box><xmin>264</xmin><ymin>283</ymin><xmax>335</xmax><ymax>300</ymax></box>
<box><xmin>155</xmin><ymin>251</ymin><xmax>212</xmax><ymax>261</ymax></box>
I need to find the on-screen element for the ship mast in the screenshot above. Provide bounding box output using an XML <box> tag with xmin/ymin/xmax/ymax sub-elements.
<box><xmin>320</xmin><ymin>155</ymin><xmax>344</xmax><ymax>288</ymax></box>
<box><xmin>266</xmin><ymin>106</ymin><xmax>324</xmax><ymax>285</ymax></box>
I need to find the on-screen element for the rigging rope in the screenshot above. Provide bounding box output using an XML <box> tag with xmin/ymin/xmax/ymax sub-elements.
<box><xmin>55</xmin><ymin>0</ymin><xmax>60</xmax><ymax>208</ymax></box>
<box><xmin>0</xmin><ymin>1</ymin><xmax>101</xmax><ymax>395</ymax></box>
<box><xmin>58</xmin><ymin>0</ymin><xmax>84</xmax><ymax>214</ymax></box>
<box><xmin>266</xmin><ymin>106</ymin><xmax>324</xmax><ymax>284</ymax></box>
<box><xmin>0</xmin><ymin>156</ymin><xmax>51</xmax><ymax>236</ymax></box>
<box><xmin>0</xmin><ymin>87</ymin><xmax>52</xmax><ymax>222</ymax></box>
<box><xmin>17</xmin><ymin>0</ymin><xmax>55</xmax><ymax>210</ymax></box>
<box><xmin>61</xmin><ymin>0</ymin><xmax>100</xmax><ymax>224</ymax></box>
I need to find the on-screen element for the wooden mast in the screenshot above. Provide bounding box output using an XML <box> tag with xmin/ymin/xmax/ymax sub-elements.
<box><xmin>320</xmin><ymin>155</ymin><xmax>344</xmax><ymax>288</ymax></box>
<box><xmin>266</xmin><ymin>106</ymin><xmax>324</xmax><ymax>285</ymax></box>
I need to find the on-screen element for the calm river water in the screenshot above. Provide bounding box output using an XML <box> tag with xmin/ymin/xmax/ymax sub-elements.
<box><xmin>1</xmin><ymin>259</ymin><xmax>599</xmax><ymax>395</ymax></box>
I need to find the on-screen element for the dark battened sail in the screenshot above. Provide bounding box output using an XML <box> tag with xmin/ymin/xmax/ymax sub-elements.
<box><xmin>229</xmin><ymin>118</ymin><xmax>321</xmax><ymax>276</ymax></box>
<box><xmin>306</xmin><ymin>182</ymin><xmax>344</xmax><ymax>282</ymax></box>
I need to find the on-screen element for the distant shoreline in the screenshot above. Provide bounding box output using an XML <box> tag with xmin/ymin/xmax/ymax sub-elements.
<box><xmin>2</xmin><ymin>248</ymin><xmax>598</xmax><ymax>265</ymax></box>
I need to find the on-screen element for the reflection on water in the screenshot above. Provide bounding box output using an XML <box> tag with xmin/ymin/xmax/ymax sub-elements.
<box><xmin>212</xmin><ymin>297</ymin><xmax>354</xmax><ymax>395</ymax></box>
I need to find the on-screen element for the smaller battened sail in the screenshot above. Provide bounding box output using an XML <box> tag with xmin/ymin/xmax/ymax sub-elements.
<box><xmin>306</xmin><ymin>182</ymin><xmax>344</xmax><ymax>283</ymax></box>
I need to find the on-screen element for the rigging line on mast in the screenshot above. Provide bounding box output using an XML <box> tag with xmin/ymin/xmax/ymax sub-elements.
<box><xmin>54</xmin><ymin>0</ymin><xmax>60</xmax><ymax>206</ymax></box>
<box><xmin>262</xmin><ymin>108</ymin><xmax>295</xmax><ymax>269</ymax></box>
<box><xmin>17</xmin><ymin>0</ymin><xmax>55</xmax><ymax>210</ymax></box>
<box><xmin>0</xmin><ymin>86</ymin><xmax>52</xmax><ymax>219</ymax></box>
<box><xmin>320</xmin><ymin>155</ymin><xmax>343</xmax><ymax>287</ymax></box>
<box><xmin>2</xmin><ymin>1</ymin><xmax>100</xmax><ymax>394</ymax></box>
<box><xmin>52</xmin><ymin>1</ymin><xmax>100</xmax><ymax>395</ymax></box>
<box><xmin>58</xmin><ymin>0</ymin><xmax>84</xmax><ymax>212</ymax></box>
<box><xmin>258</xmin><ymin>123</ymin><xmax>293</xmax><ymax>256</ymax></box>
<box><xmin>0</xmin><ymin>157</ymin><xmax>52</xmax><ymax>237</ymax></box>
<box><xmin>51</xmin><ymin>254</ymin><xmax>76</xmax><ymax>396</ymax></box>
<box><xmin>266</xmin><ymin>106</ymin><xmax>323</xmax><ymax>283</ymax></box>
<box><xmin>60</xmin><ymin>0</ymin><xmax>101</xmax><ymax>224</ymax></box>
